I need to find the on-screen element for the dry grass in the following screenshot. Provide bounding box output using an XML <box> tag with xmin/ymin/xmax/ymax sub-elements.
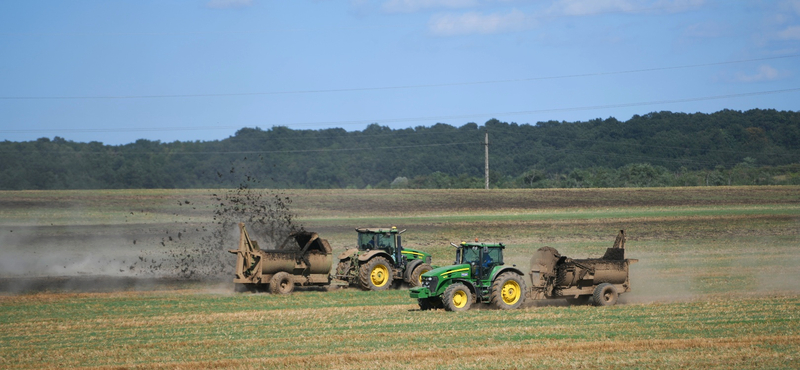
<box><xmin>1</xmin><ymin>290</ymin><xmax>798</xmax><ymax>369</ymax></box>
<box><xmin>0</xmin><ymin>186</ymin><xmax>799</xmax><ymax>368</ymax></box>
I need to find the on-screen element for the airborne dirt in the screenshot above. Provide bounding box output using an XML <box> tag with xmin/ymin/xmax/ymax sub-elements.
<box><xmin>127</xmin><ymin>179</ymin><xmax>304</xmax><ymax>281</ymax></box>
<box><xmin>0</xmin><ymin>164</ymin><xmax>304</xmax><ymax>294</ymax></box>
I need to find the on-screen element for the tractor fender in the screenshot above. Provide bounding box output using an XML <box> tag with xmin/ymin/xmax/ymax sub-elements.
<box><xmin>358</xmin><ymin>249</ymin><xmax>392</xmax><ymax>263</ymax></box>
<box><xmin>446</xmin><ymin>279</ymin><xmax>479</xmax><ymax>298</ymax></box>
<box><xmin>404</xmin><ymin>259</ymin><xmax>423</xmax><ymax>281</ymax></box>
<box><xmin>490</xmin><ymin>266</ymin><xmax>526</xmax><ymax>283</ymax></box>
<box><xmin>337</xmin><ymin>248</ymin><xmax>358</xmax><ymax>261</ymax></box>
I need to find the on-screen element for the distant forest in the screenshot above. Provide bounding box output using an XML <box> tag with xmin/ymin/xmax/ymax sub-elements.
<box><xmin>2</xmin><ymin>109</ymin><xmax>799</xmax><ymax>190</ymax></box>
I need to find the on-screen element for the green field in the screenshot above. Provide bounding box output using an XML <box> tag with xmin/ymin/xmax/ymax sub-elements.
<box><xmin>1</xmin><ymin>186</ymin><xmax>799</xmax><ymax>368</ymax></box>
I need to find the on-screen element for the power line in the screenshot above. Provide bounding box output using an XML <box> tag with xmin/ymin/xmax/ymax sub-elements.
<box><xmin>535</xmin><ymin>146</ymin><xmax>788</xmax><ymax>168</ymax></box>
<box><xmin>3</xmin><ymin>87</ymin><xmax>799</xmax><ymax>136</ymax></box>
<box><xmin>0</xmin><ymin>141</ymin><xmax>479</xmax><ymax>155</ymax></box>
<box><xmin>3</xmin><ymin>138</ymin><xmax>794</xmax><ymax>170</ymax></box>
<box><xmin>245</xmin><ymin>87</ymin><xmax>800</xmax><ymax>127</ymax></box>
<box><xmin>1</xmin><ymin>55</ymin><xmax>798</xmax><ymax>100</ymax></box>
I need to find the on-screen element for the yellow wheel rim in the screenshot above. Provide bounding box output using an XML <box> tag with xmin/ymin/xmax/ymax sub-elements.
<box><xmin>501</xmin><ymin>280</ymin><xmax>521</xmax><ymax>305</ymax></box>
<box><xmin>370</xmin><ymin>264</ymin><xmax>389</xmax><ymax>287</ymax></box>
<box><xmin>418</xmin><ymin>268</ymin><xmax>430</xmax><ymax>284</ymax></box>
<box><xmin>452</xmin><ymin>290</ymin><xmax>468</xmax><ymax>308</ymax></box>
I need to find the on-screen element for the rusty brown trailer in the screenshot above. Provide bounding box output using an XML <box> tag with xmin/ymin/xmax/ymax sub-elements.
<box><xmin>528</xmin><ymin>230</ymin><xmax>638</xmax><ymax>306</ymax></box>
<box><xmin>228</xmin><ymin>223</ymin><xmax>332</xmax><ymax>293</ymax></box>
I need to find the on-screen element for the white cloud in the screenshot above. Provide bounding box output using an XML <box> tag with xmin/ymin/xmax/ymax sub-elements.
<box><xmin>548</xmin><ymin>0</ymin><xmax>704</xmax><ymax>16</ymax></box>
<box><xmin>428</xmin><ymin>9</ymin><xmax>532</xmax><ymax>36</ymax></box>
<box><xmin>734</xmin><ymin>65</ymin><xmax>781</xmax><ymax>83</ymax></box>
<box><xmin>206</xmin><ymin>0</ymin><xmax>253</xmax><ymax>9</ymax></box>
<box><xmin>551</xmin><ymin>0</ymin><xmax>637</xmax><ymax>16</ymax></box>
<box><xmin>778</xmin><ymin>25</ymin><xmax>800</xmax><ymax>40</ymax></box>
<box><xmin>382</xmin><ymin>0</ymin><xmax>478</xmax><ymax>13</ymax></box>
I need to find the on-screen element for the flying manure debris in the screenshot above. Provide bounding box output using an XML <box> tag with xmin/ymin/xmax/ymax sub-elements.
<box><xmin>129</xmin><ymin>164</ymin><xmax>303</xmax><ymax>281</ymax></box>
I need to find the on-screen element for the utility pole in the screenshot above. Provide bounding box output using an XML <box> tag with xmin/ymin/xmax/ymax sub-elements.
<box><xmin>484</xmin><ymin>130</ymin><xmax>489</xmax><ymax>190</ymax></box>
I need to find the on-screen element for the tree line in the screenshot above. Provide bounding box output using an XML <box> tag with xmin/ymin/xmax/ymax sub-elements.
<box><xmin>1</xmin><ymin>109</ymin><xmax>799</xmax><ymax>190</ymax></box>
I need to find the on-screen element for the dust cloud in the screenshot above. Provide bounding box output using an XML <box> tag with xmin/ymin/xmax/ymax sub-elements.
<box><xmin>0</xmin><ymin>163</ymin><xmax>303</xmax><ymax>294</ymax></box>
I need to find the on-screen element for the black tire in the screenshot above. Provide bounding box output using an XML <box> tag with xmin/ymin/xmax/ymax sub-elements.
<box><xmin>491</xmin><ymin>272</ymin><xmax>526</xmax><ymax>310</ymax></box>
<box><xmin>269</xmin><ymin>272</ymin><xmax>294</xmax><ymax>294</ymax></box>
<box><xmin>592</xmin><ymin>283</ymin><xmax>618</xmax><ymax>306</ymax></box>
<box><xmin>409</xmin><ymin>263</ymin><xmax>433</xmax><ymax>287</ymax></box>
<box><xmin>359</xmin><ymin>257</ymin><xmax>393</xmax><ymax>291</ymax></box>
<box><xmin>418</xmin><ymin>297</ymin><xmax>441</xmax><ymax>311</ymax></box>
<box><xmin>566</xmin><ymin>295</ymin><xmax>592</xmax><ymax>306</ymax></box>
<box><xmin>335</xmin><ymin>259</ymin><xmax>354</xmax><ymax>281</ymax></box>
<box><xmin>443</xmin><ymin>283</ymin><xmax>473</xmax><ymax>312</ymax></box>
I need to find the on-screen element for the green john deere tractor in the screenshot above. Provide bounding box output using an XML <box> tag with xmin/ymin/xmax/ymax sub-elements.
<box><xmin>334</xmin><ymin>227</ymin><xmax>433</xmax><ymax>291</ymax></box>
<box><xmin>409</xmin><ymin>241</ymin><xmax>526</xmax><ymax>311</ymax></box>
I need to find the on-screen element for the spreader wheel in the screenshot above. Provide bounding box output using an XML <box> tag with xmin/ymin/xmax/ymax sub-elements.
<box><xmin>592</xmin><ymin>283</ymin><xmax>619</xmax><ymax>306</ymax></box>
<box><xmin>269</xmin><ymin>272</ymin><xmax>294</xmax><ymax>294</ymax></box>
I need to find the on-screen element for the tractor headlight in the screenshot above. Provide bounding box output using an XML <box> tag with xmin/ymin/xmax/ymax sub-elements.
<box><xmin>423</xmin><ymin>276</ymin><xmax>438</xmax><ymax>290</ymax></box>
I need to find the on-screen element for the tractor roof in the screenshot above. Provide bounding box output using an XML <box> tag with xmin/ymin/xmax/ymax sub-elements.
<box><xmin>355</xmin><ymin>227</ymin><xmax>402</xmax><ymax>234</ymax></box>
<box><xmin>459</xmin><ymin>241</ymin><xmax>505</xmax><ymax>249</ymax></box>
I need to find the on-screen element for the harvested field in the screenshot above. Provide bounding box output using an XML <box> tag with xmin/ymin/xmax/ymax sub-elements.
<box><xmin>1</xmin><ymin>290</ymin><xmax>798</xmax><ymax>369</ymax></box>
<box><xmin>0</xmin><ymin>186</ymin><xmax>798</xmax><ymax>368</ymax></box>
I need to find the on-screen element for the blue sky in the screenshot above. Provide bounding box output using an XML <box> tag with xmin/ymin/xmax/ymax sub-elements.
<box><xmin>1</xmin><ymin>0</ymin><xmax>799</xmax><ymax>145</ymax></box>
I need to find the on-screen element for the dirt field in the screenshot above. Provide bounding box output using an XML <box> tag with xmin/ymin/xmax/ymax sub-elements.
<box><xmin>0</xmin><ymin>186</ymin><xmax>799</xmax><ymax>368</ymax></box>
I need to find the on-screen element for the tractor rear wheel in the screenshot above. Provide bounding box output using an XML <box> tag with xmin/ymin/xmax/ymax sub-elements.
<box><xmin>592</xmin><ymin>283</ymin><xmax>618</xmax><ymax>306</ymax></box>
<box><xmin>409</xmin><ymin>263</ymin><xmax>433</xmax><ymax>287</ymax></box>
<box><xmin>335</xmin><ymin>259</ymin><xmax>353</xmax><ymax>280</ymax></box>
<box><xmin>269</xmin><ymin>272</ymin><xmax>294</xmax><ymax>294</ymax></box>
<box><xmin>443</xmin><ymin>283</ymin><xmax>473</xmax><ymax>312</ymax></box>
<box><xmin>359</xmin><ymin>257</ymin><xmax>393</xmax><ymax>291</ymax></box>
<box><xmin>491</xmin><ymin>272</ymin><xmax>526</xmax><ymax>310</ymax></box>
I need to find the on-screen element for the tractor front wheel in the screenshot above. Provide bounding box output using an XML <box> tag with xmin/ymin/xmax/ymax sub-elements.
<box><xmin>269</xmin><ymin>272</ymin><xmax>294</xmax><ymax>294</ymax></box>
<box><xmin>443</xmin><ymin>283</ymin><xmax>473</xmax><ymax>312</ymax></box>
<box><xmin>418</xmin><ymin>297</ymin><xmax>442</xmax><ymax>311</ymax></box>
<box><xmin>409</xmin><ymin>263</ymin><xmax>433</xmax><ymax>287</ymax></box>
<box><xmin>491</xmin><ymin>272</ymin><xmax>526</xmax><ymax>310</ymax></box>
<box><xmin>359</xmin><ymin>257</ymin><xmax>393</xmax><ymax>291</ymax></box>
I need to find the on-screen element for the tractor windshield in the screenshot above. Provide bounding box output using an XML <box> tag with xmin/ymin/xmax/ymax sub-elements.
<box><xmin>358</xmin><ymin>232</ymin><xmax>395</xmax><ymax>251</ymax></box>
<box><xmin>461</xmin><ymin>247</ymin><xmax>481</xmax><ymax>265</ymax></box>
<box><xmin>486</xmin><ymin>247</ymin><xmax>503</xmax><ymax>265</ymax></box>
<box><xmin>358</xmin><ymin>233</ymin><xmax>375</xmax><ymax>249</ymax></box>
<box><xmin>459</xmin><ymin>246</ymin><xmax>503</xmax><ymax>266</ymax></box>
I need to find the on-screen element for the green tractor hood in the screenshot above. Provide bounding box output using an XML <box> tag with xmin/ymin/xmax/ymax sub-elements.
<box><xmin>410</xmin><ymin>263</ymin><xmax>471</xmax><ymax>299</ymax></box>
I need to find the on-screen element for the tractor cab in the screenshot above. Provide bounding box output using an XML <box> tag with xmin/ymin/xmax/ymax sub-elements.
<box><xmin>356</xmin><ymin>227</ymin><xmax>404</xmax><ymax>265</ymax></box>
<box><xmin>335</xmin><ymin>227</ymin><xmax>433</xmax><ymax>291</ymax></box>
<box><xmin>455</xmin><ymin>241</ymin><xmax>505</xmax><ymax>280</ymax></box>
